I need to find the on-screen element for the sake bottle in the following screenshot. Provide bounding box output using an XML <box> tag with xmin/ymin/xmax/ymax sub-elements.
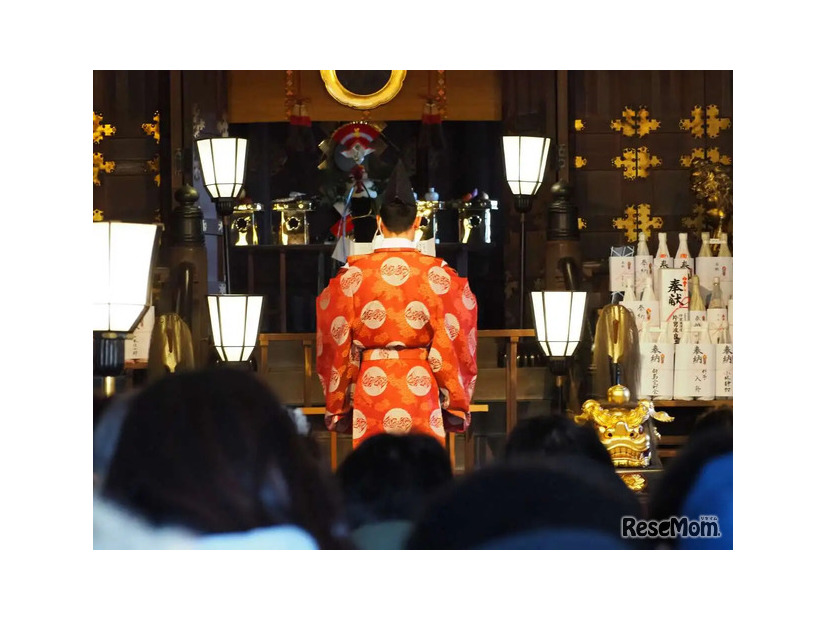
<box><xmin>688</xmin><ymin>275</ymin><xmax>707</xmax><ymax>342</ymax></box>
<box><xmin>655</xmin><ymin>232</ymin><xmax>672</xmax><ymax>268</ymax></box>
<box><xmin>708</xmin><ymin>277</ymin><xmax>725</xmax><ymax>309</ymax></box>
<box><xmin>640</xmin><ymin>275</ymin><xmax>656</xmax><ymax>301</ymax></box>
<box><xmin>635</xmin><ymin>232</ymin><xmax>652</xmax><ymax>298</ymax></box>
<box><xmin>675</xmin><ymin>232</ymin><xmax>693</xmax><ymax>273</ymax></box>
<box><xmin>654</xmin><ymin>232</ymin><xmax>672</xmax><ymax>294</ymax></box>
<box><xmin>698</xmin><ymin>232</ymin><xmax>712</xmax><ymax>257</ymax></box>
<box><xmin>718</xmin><ymin>232</ymin><xmax>732</xmax><ymax>257</ymax></box>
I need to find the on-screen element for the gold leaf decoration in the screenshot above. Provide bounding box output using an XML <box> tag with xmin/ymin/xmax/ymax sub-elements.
<box><xmin>574</xmin><ymin>156</ymin><xmax>587</xmax><ymax>168</ymax></box>
<box><xmin>636</xmin><ymin>107</ymin><xmax>661</xmax><ymax>137</ymax></box>
<box><xmin>680</xmin><ymin>147</ymin><xmax>732</xmax><ymax>168</ymax></box>
<box><xmin>679</xmin><ymin>105</ymin><xmax>705</xmax><ymax>138</ymax></box>
<box><xmin>142</xmin><ymin>111</ymin><xmax>160</xmax><ymax>143</ymax></box>
<box><xmin>578</xmin><ymin>218</ymin><xmax>587</xmax><ymax>230</ymax></box>
<box><xmin>93</xmin><ymin>209</ymin><xmax>104</xmax><ymax>222</ymax></box>
<box><xmin>613</xmin><ymin>203</ymin><xmax>663</xmax><ymax>242</ymax></box>
<box><xmin>574</xmin><ymin>119</ymin><xmax>585</xmax><ymax>131</ymax></box>
<box><xmin>612</xmin><ymin>148</ymin><xmax>661</xmax><ymax>180</ymax></box>
<box><xmin>636</xmin><ymin>147</ymin><xmax>661</xmax><ymax>178</ymax></box>
<box><xmin>680</xmin><ymin>105</ymin><xmax>731</xmax><ymax>139</ymax></box>
<box><xmin>610</xmin><ymin>106</ymin><xmax>660</xmax><ymax>137</ymax></box>
<box><xmin>93</xmin><ymin>152</ymin><xmax>116</xmax><ymax>185</ymax></box>
<box><xmin>610</xmin><ymin>107</ymin><xmax>637</xmax><ymax>137</ymax></box>
<box><xmin>620</xmin><ymin>473</ymin><xmax>647</xmax><ymax>492</ymax></box>
<box><xmin>705</xmin><ymin>104</ymin><xmax>731</xmax><ymax>138</ymax></box>
<box><xmin>613</xmin><ymin>149</ymin><xmax>638</xmax><ymax>179</ymax></box>
<box><xmin>146</xmin><ymin>155</ymin><xmax>161</xmax><ymax>187</ymax></box>
<box><xmin>93</xmin><ymin>112</ymin><xmax>116</xmax><ymax>143</ymax></box>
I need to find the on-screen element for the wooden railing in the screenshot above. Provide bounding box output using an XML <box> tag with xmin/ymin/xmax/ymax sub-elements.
<box><xmin>257</xmin><ymin>329</ymin><xmax>537</xmax><ymax>471</ymax></box>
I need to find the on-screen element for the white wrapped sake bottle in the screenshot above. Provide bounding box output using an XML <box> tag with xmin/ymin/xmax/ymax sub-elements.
<box><xmin>640</xmin><ymin>323</ymin><xmax>675</xmax><ymax>400</ymax></box>
<box><xmin>634</xmin><ymin>232</ymin><xmax>652</xmax><ymax>298</ymax></box>
<box><xmin>715</xmin><ymin>326</ymin><xmax>733</xmax><ymax>399</ymax></box>
<box><xmin>674</xmin><ymin>232</ymin><xmax>694</xmax><ymax>275</ymax></box>
<box><xmin>653</xmin><ymin>232</ymin><xmax>673</xmax><ymax>294</ymax></box>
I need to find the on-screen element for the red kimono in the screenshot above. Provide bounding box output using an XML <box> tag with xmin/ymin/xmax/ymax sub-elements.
<box><xmin>316</xmin><ymin>244</ymin><xmax>478</xmax><ymax>447</ymax></box>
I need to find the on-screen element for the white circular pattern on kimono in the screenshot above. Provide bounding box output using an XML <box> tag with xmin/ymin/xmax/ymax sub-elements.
<box><xmin>404</xmin><ymin>301</ymin><xmax>430</xmax><ymax>330</ymax></box>
<box><xmin>383</xmin><ymin>408</ymin><xmax>413</xmax><ymax>435</ymax></box>
<box><xmin>468</xmin><ymin>375</ymin><xmax>477</xmax><ymax>399</ymax></box>
<box><xmin>316</xmin><ymin>329</ymin><xmax>323</xmax><ymax>357</ymax></box>
<box><xmin>429</xmin><ymin>409</ymin><xmax>446</xmax><ymax>438</ymax></box>
<box><xmin>368</xmin><ymin>348</ymin><xmax>399</xmax><ymax>361</ymax></box>
<box><xmin>352</xmin><ymin>409</ymin><xmax>367</xmax><ymax>440</ymax></box>
<box><xmin>339</xmin><ymin>266</ymin><xmax>363</xmax><ymax>297</ymax></box>
<box><xmin>427</xmin><ymin>347</ymin><xmax>443</xmax><ymax>373</ymax></box>
<box><xmin>444</xmin><ymin>313</ymin><xmax>460</xmax><ymax>341</ymax></box>
<box><xmin>468</xmin><ymin>327</ymin><xmax>477</xmax><ymax>357</ymax></box>
<box><xmin>328</xmin><ymin>367</ymin><xmax>341</xmax><ymax>392</ymax></box>
<box><xmin>318</xmin><ymin>374</ymin><xmax>327</xmax><ymax>396</ymax></box>
<box><xmin>380</xmin><ymin>257</ymin><xmax>411</xmax><ymax>286</ymax></box>
<box><xmin>330</xmin><ymin>316</ymin><xmax>350</xmax><ymax>345</ymax></box>
<box><xmin>427</xmin><ymin>266</ymin><xmax>451</xmax><ymax>295</ymax></box>
<box><xmin>387</xmin><ymin>341</ymin><xmax>405</xmax><ymax>349</ymax></box>
<box><xmin>361</xmin><ymin>366</ymin><xmax>388</xmax><ymax>396</ymax></box>
<box><xmin>406</xmin><ymin>366</ymin><xmax>432</xmax><ymax>396</ymax></box>
<box><xmin>360</xmin><ymin>300</ymin><xmax>387</xmax><ymax>329</ymax></box>
<box><xmin>462</xmin><ymin>282</ymin><xmax>476</xmax><ymax>310</ymax></box>
<box><xmin>319</xmin><ymin>288</ymin><xmax>331</xmax><ymax>310</ymax></box>
<box><xmin>353</xmin><ymin>339</ymin><xmax>365</xmax><ymax>350</ymax></box>
<box><xmin>440</xmin><ymin>387</ymin><xmax>450</xmax><ymax>408</ymax></box>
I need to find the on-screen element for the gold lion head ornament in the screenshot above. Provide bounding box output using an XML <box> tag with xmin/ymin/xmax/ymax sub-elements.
<box><xmin>575</xmin><ymin>385</ymin><xmax>674</xmax><ymax>468</ymax></box>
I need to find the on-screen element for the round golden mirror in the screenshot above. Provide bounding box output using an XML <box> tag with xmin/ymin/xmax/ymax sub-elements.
<box><xmin>320</xmin><ymin>70</ymin><xmax>407</xmax><ymax>110</ymax></box>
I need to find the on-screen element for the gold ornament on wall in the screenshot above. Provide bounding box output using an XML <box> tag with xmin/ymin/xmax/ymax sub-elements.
<box><xmin>93</xmin><ymin>112</ymin><xmax>116</xmax><ymax>143</ymax></box>
<box><xmin>574</xmin><ymin>119</ymin><xmax>585</xmax><ymax>131</ymax></box>
<box><xmin>680</xmin><ymin>105</ymin><xmax>731</xmax><ymax>139</ymax></box>
<box><xmin>93</xmin><ymin>209</ymin><xmax>104</xmax><ymax>222</ymax></box>
<box><xmin>612</xmin><ymin>147</ymin><xmax>661</xmax><ymax>180</ymax></box>
<box><xmin>610</xmin><ymin>106</ymin><xmax>660</xmax><ymax>137</ymax></box>
<box><xmin>320</xmin><ymin>70</ymin><xmax>407</xmax><ymax>110</ymax></box>
<box><xmin>141</xmin><ymin>111</ymin><xmax>160</xmax><ymax>143</ymax></box>
<box><xmin>435</xmin><ymin>70</ymin><xmax>447</xmax><ymax>119</ymax></box>
<box><xmin>679</xmin><ymin>146</ymin><xmax>732</xmax><ymax>168</ymax></box>
<box><xmin>574</xmin><ymin>156</ymin><xmax>587</xmax><ymax>169</ymax></box>
<box><xmin>93</xmin><ymin>152</ymin><xmax>116</xmax><ymax>186</ymax></box>
<box><xmin>613</xmin><ymin>204</ymin><xmax>663</xmax><ymax>242</ymax></box>
<box><xmin>578</xmin><ymin>218</ymin><xmax>587</xmax><ymax>230</ymax></box>
<box><xmin>146</xmin><ymin>155</ymin><xmax>161</xmax><ymax>187</ymax></box>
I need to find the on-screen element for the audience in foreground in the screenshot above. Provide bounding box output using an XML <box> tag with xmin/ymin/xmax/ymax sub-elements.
<box><xmin>95</xmin><ymin>367</ymin><xmax>350</xmax><ymax>549</ymax></box>
<box><xmin>336</xmin><ymin>433</ymin><xmax>453</xmax><ymax>550</ymax></box>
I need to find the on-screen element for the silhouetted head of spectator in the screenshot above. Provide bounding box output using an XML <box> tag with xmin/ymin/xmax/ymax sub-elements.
<box><xmin>336</xmin><ymin>433</ymin><xmax>453</xmax><ymax>531</ymax></box>
<box><xmin>504</xmin><ymin>413</ymin><xmax>614</xmax><ymax>469</ymax></box>
<box><xmin>648</xmin><ymin>422</ymin><xmax>733</xmax><ymax>549</ymax></box>
<box><xmin>693</xmin><ymin>405</ymin><xmax>733</xmax><ymax>436</ymax></box>
<box><xmin>100</xmin><ymin>366</ymin><xmax>348</xmax><ymax>549</ymax></box>
<box><xmin>406</xmin><ymin>456</ymin><xmax>643</xmax><ymax>550</ymax></box>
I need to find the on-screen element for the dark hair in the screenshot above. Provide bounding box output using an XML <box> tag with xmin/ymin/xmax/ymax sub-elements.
<box><xmin>405</xmin><ymin>456</ymin><xmax>643</xmax><ymax>550</ymax></box>
<box><xmin>647</xmin><ymin>424</ymin><xmax>733</xmax><ymax>548</ymax></box>
<box><xmin>335</xmin><ymin>433</ymin><xmax>452</xmax><ymax>530</ymax></box>
<box><xmin>101</xmin><ymin>367</ymin><xmax>348</xmax><ymax>549</ymax></box>
<box><xmin>693</xmin><ymin>405</ymin><xmax>733</xmax><ymax>436</ymax></box>
<box><xmin>378</xmin><ymin>198</ymin><xmax>417</xmax><ymax>233</ymax></box>
<box><xmin>504</xmin><ymin>413</ymin><xmax>614</xmax><ymax>469</ymax></box>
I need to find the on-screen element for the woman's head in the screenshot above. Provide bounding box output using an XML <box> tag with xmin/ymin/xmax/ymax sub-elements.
<box><xmin>101</xmin><ymin>367</ymin><xmax>346</xmax><ymax>548</ymax></box>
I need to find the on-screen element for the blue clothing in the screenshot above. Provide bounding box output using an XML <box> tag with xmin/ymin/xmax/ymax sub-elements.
<box><xmin>678</xmin><ymin>453</ymin><xmax>733</xmax><ymax>550</ymax></box>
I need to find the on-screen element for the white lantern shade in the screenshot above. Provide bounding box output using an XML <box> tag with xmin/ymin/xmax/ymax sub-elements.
<box><xmin>531</xmin><ymin>291</ymin><xmax>587</xmax><ymax>357</ymax></box>
<box><xmin>207</xmin><ymin>294</ymin><xmax>264</xmax><ymax>362</ymax></box>
<box><xmin>503</xmin><ymin>136</ymin><xmax>551</xmax><ymax>196</ymax></box>
<box><xmin>92</xmin><ymin>222</ymin><xmax>161</xmax><ymax>333</ymax></box>
<box><xmin>196</xmin><ymin>137</ymin><xmax>248</xmax><ymax>200</ymax></box>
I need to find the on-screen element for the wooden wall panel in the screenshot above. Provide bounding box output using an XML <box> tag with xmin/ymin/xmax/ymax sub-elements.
<box><xmin>93</xmin><ymin>70</ymin><xmax>162</xmax><ymax>223</ymax></box>
<box><xmin>569</xmin><ymin>70</ymin><xmax>733</xmax><ymax>263</ymax></box>
<box><xmin>227</xmin><ymin>70</ymin><xmax>502</xmax><ymax>123</ymax></box>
